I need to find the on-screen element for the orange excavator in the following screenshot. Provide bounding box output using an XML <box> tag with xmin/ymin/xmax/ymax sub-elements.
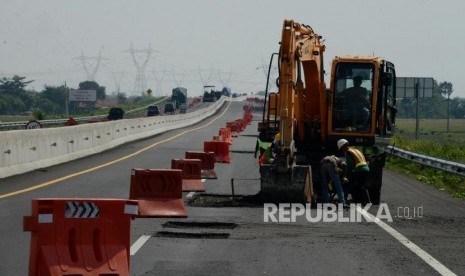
<box><xmin>258</xmin><ymin>19</ymin><xmax>396</xmax><ymax>204</ymax></box>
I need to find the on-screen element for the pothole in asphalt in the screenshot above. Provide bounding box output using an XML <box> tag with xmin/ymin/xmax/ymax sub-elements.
<box><xmin>187</xmin><ymin>193</ymin><xmax>263</xmax><ymax>208</ymax></box>
<box><xmin>154</xmin><ymin>231</ymin><xmax>230</xmax><ymax>239</ymax></box>
<box><xmin>162</xmin><ymin>221</ymin><xmax>238</xmax><ymax>229</ymax></box>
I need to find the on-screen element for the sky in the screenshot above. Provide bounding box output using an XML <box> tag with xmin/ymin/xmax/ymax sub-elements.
<box><xmin>1</xmin><ymin>0</ymin><xmax>465</xmax><ymax>98</ymax></box>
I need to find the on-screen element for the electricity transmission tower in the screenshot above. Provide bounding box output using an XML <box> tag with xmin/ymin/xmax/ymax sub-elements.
<box><xmin>218</xmin><ymin>69</ymin><xmax>232</xmax><ymax>88</ymax></box>
<box><xmin>73</xmin><ymin>50</ymin><xmax>108</xmax><ymax>81</ymax></box>
<box><xmin>151</xmin><ymin>68</ymin><xmax>166</xmax><ymax>96</ymax></box>
<box><xmin>198</xmin><ymin>66</ymin><xmax>214</xmax><ymax>91</ymax></box>
<box><xmin>124</xmin><ymin>43</ymin><xmax>157</xmax><ymax>96</ymax></box>
<box><xmin>111</xmin><ymin>71</ymin><xmax>125</xmax><ymax>96</ymax></box>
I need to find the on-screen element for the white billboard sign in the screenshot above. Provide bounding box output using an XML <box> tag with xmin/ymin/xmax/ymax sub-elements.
<box><xmin>69</xmin><ymin>89</ymin><xmax>97</xmax><ymax>102</ymax></box>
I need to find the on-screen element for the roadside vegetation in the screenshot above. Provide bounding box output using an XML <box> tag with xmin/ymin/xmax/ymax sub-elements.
<box><xmin>0</xmin><ymin>75</ymin><xmax>163</xmax><ymax>122</ymax></box>
<box><xmin>386</xmin><ymin>119</ymin><xmax>465</xmax><ymax>200</ymax></box>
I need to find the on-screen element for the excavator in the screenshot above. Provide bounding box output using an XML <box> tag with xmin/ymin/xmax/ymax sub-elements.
<box><xmin>257</xmin><ymin>19</ymin><xmax>396</xmax><ymax>204</ymax></box>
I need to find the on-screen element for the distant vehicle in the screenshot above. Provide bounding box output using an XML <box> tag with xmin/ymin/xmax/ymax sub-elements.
<box><xmin>179</xmin><ymin>104</ymin><xmax>187</xmax><ymax>114</ymax></box>
<box><xmin>107</xmin><ymin>107</ymin><xmax>124</xmax><ymax>120</ymax></box>
<box><xmin>171</xmin><ymin>87</ymin><xmax>187</xmax><ymax>109</ymax></box>
<box><xmin>164</xmin><ymin>103</ymin><xmax>175</xmax><ymax>115</ymax></box>
<box><xmin>147</xmin><ymin>105</ymin><xmax>160</xmax><ymax>116</ymax></box>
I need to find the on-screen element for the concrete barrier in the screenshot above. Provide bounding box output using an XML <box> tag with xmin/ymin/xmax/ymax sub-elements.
<box><xmin>0</xmin><ymin>98</ymin><xmax>226</xmax><ymax>179</ymax></box>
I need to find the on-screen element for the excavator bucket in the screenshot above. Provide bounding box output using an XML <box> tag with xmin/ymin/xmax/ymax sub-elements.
<box><xmin>259</xmin><ymin>164</ymin><xmax>313</xmax><ymax>203</ymax></box>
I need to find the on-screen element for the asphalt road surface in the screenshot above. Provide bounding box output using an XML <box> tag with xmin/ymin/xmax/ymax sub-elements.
<box><xmin>1</xmin><ymin>101</ymin><xmax>464</xmax><ymax>275</ymax></box>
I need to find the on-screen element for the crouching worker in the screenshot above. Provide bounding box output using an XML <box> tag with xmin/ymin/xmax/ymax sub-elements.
<box><xmin>337</xmin><ymin>139</ymin><xmax>371</xmax><ymax>205</ymax></box>
<box><xmin>320</xmin><ymin>155</ymin><xmax>347</xmax><ymax>205</ymax></box>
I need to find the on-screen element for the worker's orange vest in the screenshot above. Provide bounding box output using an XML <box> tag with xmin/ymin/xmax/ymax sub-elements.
<box><xmin>347</xmin><ymin>148</ymin><xmax>368</xmax><ymax>169</ymax></box>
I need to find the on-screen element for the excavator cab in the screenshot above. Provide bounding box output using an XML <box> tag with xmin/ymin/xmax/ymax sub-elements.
<box><xmin>327</xmin><ymin>56</ymin><xmax>397</xmax><ymax>147</ymax></box>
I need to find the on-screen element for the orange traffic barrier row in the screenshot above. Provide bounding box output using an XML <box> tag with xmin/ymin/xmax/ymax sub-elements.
<box><xmin>171</xmin><ymin>159</ymin><xmax>206</xmax><ymax>192</ymax></box>
<box><xmin>130</xmin><ymin>169</ymin><xmax>188</xmax><ymax>218</ymax></box>
<box><xmin>204</xmin><ymin>141</ymin><xmax>231</xmax><ymax>163</ymax></box>
<box><xmin>235</xmin><ymin>119</ymin><xmax>246</xmax><ymax>132</ymax></box>
<box><xmin>219</xmin><ymin>127</ymin><xmax>232</xmax><ymax>144</ymax></box>
<box><xmin>185</xmin><ymin>151</ymin><xmax>217</xmax><ymax>179</ymax></box>
<box><xmin>23</xmin><ymin>198</ymin><xmax>138</xmax><ymax>276</ymax></box>
<box><xmin>226</xmin><ymin>121</ymin><xmax>239</xmax><ymax>137</ymax></box>
<box><xmin>243</xmin><ymin>111</ymin><xmax>253</xmax><ymax>125</ymax></box>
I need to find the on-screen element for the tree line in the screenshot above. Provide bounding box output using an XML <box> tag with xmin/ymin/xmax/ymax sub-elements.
<box><xmin>1</xmin><ymin>75</ymin><xmax>464</xmax><ymax>120</ymax></box>
<box><xmin>0</xmin><ymin>75</ymin><xmax>107</xmax><ymax>117</ymax></box>
<box><xmin>396</xmin><ymin>81</ymin><xmax>465</xmax><ymax>119</ymax></box>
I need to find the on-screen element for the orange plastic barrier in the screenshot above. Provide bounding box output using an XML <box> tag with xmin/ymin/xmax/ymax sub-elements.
<box><xmin>235</xmin><ymin>119</ymin><xmax>246</xmax><ymax>132</ymax></box>
<box><xmin>23</xmin><ymin>198</ymin><xmax>138</xmax><ymax>276</ymax></box>
<box><xmin>226</xmin><ymin>121</ymin><xmax>239</xmax><ymax>137</ymax></box>
<box><xmin>204</xmin><ymin>141</ymin><xmax>231</xmax><ymax>163</ymax></box>
<box><xmin>243</xmin><ymin>111</ymin><xmax>253</xmax><ymax>125</ymax></box>
<box><xmin>130</xmin><ymin>169</ymin><xmax>188</xmax><ymax>218</ymax></box>
<box><xmin>219</xmin><ymin>128</ymin><xmax>232</xmax><ymax>144</ymax></box>
<box><xmin>171</xmin><ymin>159</ymin><xmax>206</xmax><ymax>192</ymax></box>
<box><xmin>185</xmin><ymin>151</ymin><xmax>217</xmax><ymax>179</ymax></box>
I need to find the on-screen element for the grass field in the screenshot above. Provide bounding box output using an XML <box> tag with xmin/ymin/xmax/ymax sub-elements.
<box><xmin>388</xmin><ymin>119</ymin><xmax>465</xmax><ymax>199</ymax></box>
<box><xmin>395</xmin><ymin>119</ymin><xmax>465</xmax><ymax>145</ymax></box>
<box><xmin>0</xmin><ymin>115</ymin><xmax>32</xmax><ymax>122</ymax></box>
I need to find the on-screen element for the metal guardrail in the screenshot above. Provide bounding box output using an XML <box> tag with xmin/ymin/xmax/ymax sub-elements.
<box><xmin>386</xmin><ymin>145</ymin><xmax>465</xmax><ymax>177</ymax></box>
<box><xmin>0</xmin><ymin>97</ymin><xmax>169</xmax><ymax>129</ymax></box>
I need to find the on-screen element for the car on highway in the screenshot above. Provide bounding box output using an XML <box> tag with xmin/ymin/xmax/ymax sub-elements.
<box><xmin>179</xmin><ymin>104</ymin><xmax>187</xmax><ymax>114</ymax></box>
<box><xmin>147</xmin><ymin>105</ymin><xmax>160</xmax><ymax>116</ymax></box>
<box><xmin>164</xmin><ymin>103</ymin><xmax>175</xmax><ymax>115</ymax></box>
<box><xmin>107</xmin><ymin>107</ymin><xmax>124</xmax><ymax>120</ymax></box>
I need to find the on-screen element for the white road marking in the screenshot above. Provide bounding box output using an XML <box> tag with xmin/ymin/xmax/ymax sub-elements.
<box><xmin>357</xmin><ymin>206</ymin><xmax>457</xmax><ymax>276</ymax></box>
<box><xmin>130</xmin><ymin>235</ymin><xmax>151</xmax><ymax>256</ymax></box>
<box><xmin>186</xmin><ymin>192</ymin><xmax>196</xmax><ymax>198</ymax></box>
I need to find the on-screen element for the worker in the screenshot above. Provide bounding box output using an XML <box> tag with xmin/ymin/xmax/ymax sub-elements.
<box><xmin>341</xmin><ymin>76</ymin><xmax>371</xmax><ymax>129</ymax></box>
<box><xmin>344</xmin><ymin>76</ymin><xmax>369</xmax><ymax>99</ymax></box>
<box><xmin>254</xmin><ymin>138</ymin><xmax>271</xmax><ymax>158</ymax></box>
<box><xmin>337</xmin><ymin>139</ymin><xmax>371</xmax><ymax>205</ymax></box>
<box><xmin>320</xmin><ymin>155</ymin><xmax>347</xmax><ymax>205</ymax></box>
<box><xmin>258</xmin><ymin>133</ymin><xmax>280</xmax><ymax>164</ymax></box>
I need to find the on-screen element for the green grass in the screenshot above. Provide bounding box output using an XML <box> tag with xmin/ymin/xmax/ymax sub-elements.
<box><xmin>395</xmin><ymin>119</ymin><xmax>465</xmax><ymax>145</ymax></box>
<box><xmin>386</xmin><ymin>119</ymin><xmax>465</xmax><ymax>200</ymax></box>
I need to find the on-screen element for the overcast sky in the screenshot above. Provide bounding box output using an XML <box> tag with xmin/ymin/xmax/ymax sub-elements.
<box><xmin>1</xmin><ymin>0</ymin><xmax>464</xmax><ymax>98</ymax></box>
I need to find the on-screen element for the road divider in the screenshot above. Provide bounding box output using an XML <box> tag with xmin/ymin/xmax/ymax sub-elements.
<box><xmin>23</xmin><ymin>198</ymin><xmax>138</xmax><ymax>276</ymax></box>
<box><xmin>185</xmin><ymin>151</ymin><xmax>217</xmax><ymax>179</ymax></box>
<box><xmin>171</xmin><ymin>159</ymin><xmax>206</xmax><ymax>192</ymax></box>
<box><xmin>0</xmin><ymin>98</ymin><xmax>226</xmax><ymax>179</ymax></box>
<box><xmin>203</xmin><ymin>141</ymin><xmax>231</xmax><ymax>163</ymax></box>
<box><xmin>129</xmin><ymin>168</ymin><xmax>188</xmax><ymax>218</ymax></box>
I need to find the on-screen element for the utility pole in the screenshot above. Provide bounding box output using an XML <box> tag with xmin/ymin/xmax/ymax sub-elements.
<box><xmin>64</xmin><ymin>82</ymin><xmax>69</xmax><ymax>116</ymax></box>
<box><xmin>440</xmin><ymin>81</ymin><xmax>454</xmax><ymax>133</ymax></box>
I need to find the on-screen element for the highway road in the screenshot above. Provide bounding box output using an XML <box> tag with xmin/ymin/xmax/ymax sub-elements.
<box><xmin>1</xmin><ymin>101</ymin><xmax>464</xmax><ymax>275</ymax></box>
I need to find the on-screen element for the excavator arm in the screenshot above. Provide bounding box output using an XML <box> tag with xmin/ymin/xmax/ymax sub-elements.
<box><xmin>259</xmin><ymin>19</ymin><xmax>326</xmax><ymax>203</ymax></box>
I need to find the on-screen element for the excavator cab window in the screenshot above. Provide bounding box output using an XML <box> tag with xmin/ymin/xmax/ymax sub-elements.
<box><xmin>332</xmin><ymin>63</ymin><xmax>374</xmax><ymax>132</ymax></box>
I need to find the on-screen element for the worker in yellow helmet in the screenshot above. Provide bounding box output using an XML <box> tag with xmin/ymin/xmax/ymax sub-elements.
<box><xmin>337</xmin><ymin>139</ymin><xmax>371</xmax><ymax>205</ymax></box>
